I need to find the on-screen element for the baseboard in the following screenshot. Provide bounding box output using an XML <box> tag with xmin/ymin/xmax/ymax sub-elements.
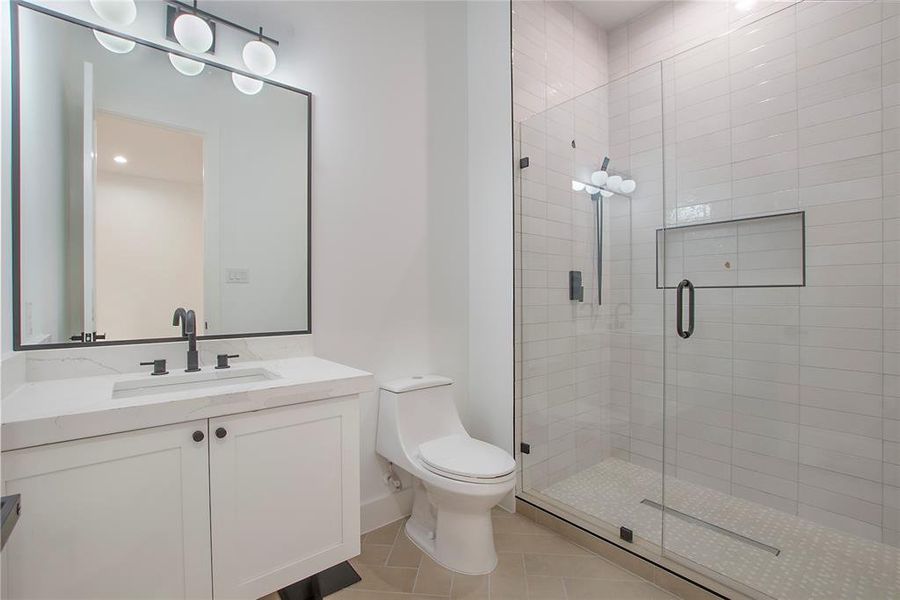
<box><xmin>360</xmin><ymin>488</ymin><xmax>413</xmax><ymax>534</ymax></box>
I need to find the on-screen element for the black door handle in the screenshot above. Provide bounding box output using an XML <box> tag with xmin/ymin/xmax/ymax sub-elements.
<box><xmin>676</xmin><ymin>279</ymin><xmax>694</xmax><ymax>339</ymax></box>
<box><xmin>215</xmin><ymin>427</ymin><xmax>227</xmax><ymax>439</ymax></box>
<box><xmin>192</xmin><ymin>430</ymin><xmax>205</xmax><ymax>442</ymax></box>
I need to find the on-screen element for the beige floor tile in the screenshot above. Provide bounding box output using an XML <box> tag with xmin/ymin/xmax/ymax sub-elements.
<box><xmin>524</xmin><ymin>553</ymin><xmax>643</xmax><ymax>580</ymax></box>
<box><xmin>564</xmin><ymin>578</ymin><xmax>677</xmax><ymax>599</ymax></box>
<box><xmin>489</xmin><ymin>573</ymin><xmax>528</xmax><ymax>599</ymax></box>
<box><xmin>494</xmin><ymin>532</ymin><xmax>593</xmax><ymax>555</ymax></box>
<box><xmin>327</xmin><ymin>511</ymin><xmax>682</xmax><ymax>600</ymax></box>
<box><xmin>525</xmin><ymin>575</ymin><xmax>567</xmax><ymax>599</ymax></box>
<box><xmin>329</xmin><ymin>590</ymin><xmax>448</xmax><ymax>600</ymax></box>
<box><xmin>357</xmin><ymin>543</ymin><xmax>393</xmax><ymax>566</ymax></box>
<box><xmin>491</xmin><ymin>513</ymin><xmax>552</xmax><ymax>535</ymax></box>
<box><xmin>450</xmin><ymin>573</ymin><xmax>489</xmax><ymax>599</ymax></box>
<box><xmin>363</xmin><ymin>520</ymin><xmax>403</xmax><ymax>545</ymax></box>
<box><xmin>413</xmin><ymin>556</ymin><xmax>453</xmax><ymax>596</ymax></box>
<box><xmin>386</xmin><ymin>530</ymin><xmax>423</xmax><ymax>568</ymax></box>
<box><xmin>493</xmin><ymin>552</ymin><xmax>526</xmax><ymax>578</ymax></box>
<box><xmin>350</xmin><ymin>563</ymin><xmax>418</xmax><ymax>593</ymax></box>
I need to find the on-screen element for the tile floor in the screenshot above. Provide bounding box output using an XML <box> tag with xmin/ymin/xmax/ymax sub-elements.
<box><xmin>324</xmin><ymin>509</ymin><xmax>678</xmax><ymax>599</ymax></box>
<box><xmin>541</xmin><ymin>459</ymin><xmax>900</xmax><ymax>600</ymax></box>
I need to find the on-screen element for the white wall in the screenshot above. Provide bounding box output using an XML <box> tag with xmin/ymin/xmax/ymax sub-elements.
<box><xmin>466</xmin><ymin>1</ymin><xmax>515</xmax><ymax>501</ymax></box>
<box><xmin>271</xmin><ymin>0</ymin><xmax>471</xmax><ymax>528</ymax></box>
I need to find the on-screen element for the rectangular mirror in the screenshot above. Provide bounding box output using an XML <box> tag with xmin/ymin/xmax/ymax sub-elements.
<box><xmin>12</xmin><ymin>2</ymin><xmax>311</xmax><ymax>349</ymax></box>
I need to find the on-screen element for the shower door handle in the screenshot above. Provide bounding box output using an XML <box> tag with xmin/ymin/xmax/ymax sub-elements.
<box><xmin>676</xmin><ymin>279</ymin><xmax>694</xmax><ymax>339</ymax></box>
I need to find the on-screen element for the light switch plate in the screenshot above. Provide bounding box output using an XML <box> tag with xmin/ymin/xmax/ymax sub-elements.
<box><xmin>225</xmin><ymin>268</ymin><xmax>250</xmax><ymax>284</ymax></box>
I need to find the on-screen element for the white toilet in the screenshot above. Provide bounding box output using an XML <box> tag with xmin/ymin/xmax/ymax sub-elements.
<box><xmin>376</xmin><ymin>375</ymin><xmax>516</xmax><ymax>575</ymax></box>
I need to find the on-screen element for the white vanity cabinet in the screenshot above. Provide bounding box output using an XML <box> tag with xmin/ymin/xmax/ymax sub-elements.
<box><xmin>1</xmin><ymin>395</ymin><xmax>361</xmax><ymax>600</ymax></box>
<box><xmin>1</xmin><ymin>420</ymin><xmax>213</xmax><ymax>600</ymax></box>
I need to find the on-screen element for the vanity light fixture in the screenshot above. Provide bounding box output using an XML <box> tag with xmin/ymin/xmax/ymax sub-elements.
<box><xmin>168</xmin><ymin>53</ymin><xmax>205</xmax><ymax>76</ymax></box>
<box><xmin>90</xmin><ymin>0</ymin><xmax>137</xmax><ymax>26</ymax></box>
<box><xmin>93</xmin><ymin>30</ymin><xmax>136</xmax><ymax>54</ymax></box>
<box><xmin>242</xmin><ymin>30</ymin><xmax>277</xmax><ymax>76</ymax></box>
<box><xmin>232</xmin><ymin>73</ymin><xmax>263</xmax><ymax>95</ymax></box>
<box><xmin>113</xmin><ymin>155</ymin><xmax>128</xmax><ymax>164</ymax></box>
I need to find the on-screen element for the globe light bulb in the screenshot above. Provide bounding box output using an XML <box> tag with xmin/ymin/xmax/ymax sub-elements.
<box><xmin>590</xmin><ymin>170</ymin><xmax>608</xmax><ymax>187</ymax></box>
<box><xmin>242</xmin><ymin>40</ymin><xmax>277</xmax><ymax>76</ymax></box>
<box><xmin>232</xmin><ymin>73</ymin><xmax>264</xmax><ymax>95</ymax></box>
<box><xmin>174</xmin><ymin>13</ymin><xmax>213</xmax><ymax>53</ymax></box>
<box><xmin>89</xmin><ymin>0</ymin><xmax>136</xmax><ymax>25</ymax></box>
<box><xmin>93</xmin><ymin>30</ymin><xmax>135</xmax><ymax>54</ymax></box>
<box><xmin>169</xmin><ymin>53</ymin><xmax>205</xmax><ymax>76</ymax></box>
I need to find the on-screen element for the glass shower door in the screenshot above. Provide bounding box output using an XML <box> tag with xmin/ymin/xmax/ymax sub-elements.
<box><xmin>515</xmin><ymin>64</ymin><xmax>667</xmax><ymax>554</ymax></box>
<box><xmin>658</xmin><ymin>3</ymin><xmax>899</xmax><ymax>599</ymax></box>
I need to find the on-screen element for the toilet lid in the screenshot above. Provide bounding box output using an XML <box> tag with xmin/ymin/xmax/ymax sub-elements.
<box><xmin>419</xmin><ymin>435</ymin><xmax>516</xmax><ymax>479</ymax></box>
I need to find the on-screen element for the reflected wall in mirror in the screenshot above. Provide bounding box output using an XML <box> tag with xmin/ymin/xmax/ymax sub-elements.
<box><xmin>13</xmin><ymin>3</ymin><xmax>311</xmax><ymax>349</ymax></box>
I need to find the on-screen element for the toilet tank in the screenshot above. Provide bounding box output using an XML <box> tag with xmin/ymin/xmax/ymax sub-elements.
<box><xmin>376</xmin><ymin>375</ymin><xmax>467</xmax><ymax>470</ymax></box>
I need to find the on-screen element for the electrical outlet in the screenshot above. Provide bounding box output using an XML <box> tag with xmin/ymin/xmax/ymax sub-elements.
<box><xmin>225</xmin><ymin>268</ymin><xmax>250</xmax><ymax>284</ymax></box>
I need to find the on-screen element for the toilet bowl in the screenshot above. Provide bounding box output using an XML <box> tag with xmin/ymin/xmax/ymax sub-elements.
<box><xmin>375</xmin><ymin>375</ymin><xmax>516</xmax><ymax>575</ymax></box>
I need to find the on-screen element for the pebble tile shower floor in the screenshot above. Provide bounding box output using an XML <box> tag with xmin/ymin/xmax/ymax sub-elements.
<box><xmin>541</xmin><ymin>459</ymin><xmax>900</xmax><ymax>600</ymax></box>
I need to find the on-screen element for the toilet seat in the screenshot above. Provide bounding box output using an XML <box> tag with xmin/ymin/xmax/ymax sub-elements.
<box><xmin>419</xmin><ymin>435</ymin><xmax>515</xmax><ymax>483</ymax></box>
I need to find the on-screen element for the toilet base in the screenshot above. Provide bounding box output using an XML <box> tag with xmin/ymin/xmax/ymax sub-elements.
<box><xmin>404</xmin><ymin>477</ymin><xmax>508</xmax><ymax>575</ymax></box>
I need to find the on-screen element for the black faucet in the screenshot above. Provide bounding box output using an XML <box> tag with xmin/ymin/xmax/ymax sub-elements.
<box><xmin>172</xmin><ymin>308</ymin><xmax>201</xmax><ymax>372</ymax></box>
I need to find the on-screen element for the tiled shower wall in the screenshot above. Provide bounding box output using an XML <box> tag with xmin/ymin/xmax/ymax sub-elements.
<box><xmin>513</xmin><ymin>0</ymin><xmax>613</xmax><ymax>490</ymax></box>
<box><xmin>606</xmin><ymin>0</ymin><xmax>900</xmax><ymax>546</ymax></box>
<box><xmin>515</xmin><ymin>0</ymin><xmax>900</xmax><ymax>548</ymax></box>
<box><xmin>512</xmin><ymin>1</ymin><xmax>610</xmax><ymax>122</ymax></box>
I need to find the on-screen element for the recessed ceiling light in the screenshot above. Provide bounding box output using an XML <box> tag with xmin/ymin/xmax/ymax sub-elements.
<box><xmin>113</xmin><ymin>155</ymin><xmax>128</xmax><ymax>164</ymax></box>
<box><xmin>735</xmin><ymin>0</ymin><xmax>757</xmax><ymax>12</ymax></box>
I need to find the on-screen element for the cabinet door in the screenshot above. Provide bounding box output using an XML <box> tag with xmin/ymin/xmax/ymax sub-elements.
<box><xmin>1</xmin><ymin>421</ymin><xmax>212</xmax><ymax>600</ymax></box>
<box><xmin>209</xmin><ymin>397</ymin><xmax>360</xmax><ymax>600</ymax></box>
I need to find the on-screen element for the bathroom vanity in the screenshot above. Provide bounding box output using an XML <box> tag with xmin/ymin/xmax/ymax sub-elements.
<box><xmin>0</xmin><ymin>357</ymin><xmax>373</xmax><ymax>600</ymax></box>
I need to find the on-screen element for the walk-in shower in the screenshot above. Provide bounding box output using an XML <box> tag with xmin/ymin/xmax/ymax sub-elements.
<box><xmin>513</xmin><ymin>2</ymin><xmax>900</xmax><ymax>598</ymax></box>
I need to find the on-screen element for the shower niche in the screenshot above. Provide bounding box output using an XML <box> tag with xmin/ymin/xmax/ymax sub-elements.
<box><xmin>656</xmin><ymin>211</ymin><xmax>806</xmax><ymax>289</ymax></box>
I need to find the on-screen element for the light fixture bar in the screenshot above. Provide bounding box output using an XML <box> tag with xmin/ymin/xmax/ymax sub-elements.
<box><xmin>167</xmin><ymin>0</ymin><xmax>279</xmax><ymax>46</ymax></box>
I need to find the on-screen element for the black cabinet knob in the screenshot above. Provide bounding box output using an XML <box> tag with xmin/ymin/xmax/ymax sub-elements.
<box><xmin>215</xmin><ymin>427</ymin><xmax>227</xmax><ymax>439</ymax></box>
<box><xmin>192</xmin><ymin>430</ymin><xmax>205</xmax><ymax>442</ymax></box>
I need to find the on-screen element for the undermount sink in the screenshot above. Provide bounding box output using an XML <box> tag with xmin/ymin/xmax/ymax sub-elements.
<box><xmin>112</xmin><ymin>368</ymin><xmax>280</xmax><ymax>399</ymax></box>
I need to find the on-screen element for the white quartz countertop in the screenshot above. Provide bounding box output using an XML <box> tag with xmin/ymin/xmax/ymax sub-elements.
<box><xmin>1</xmin><ymin>356</ymin><xmax>373</xmax><ymax>452</ymax></box>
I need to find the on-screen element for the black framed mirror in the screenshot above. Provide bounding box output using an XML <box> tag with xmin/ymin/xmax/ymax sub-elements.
<box><xmin>11</xmin><ymin>1</ymin><xmax>312</xmax><ymax>350</ymax></box>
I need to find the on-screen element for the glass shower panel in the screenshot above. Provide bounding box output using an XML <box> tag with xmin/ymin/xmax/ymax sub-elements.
<box><xmin>516</xmin><ymin>64</ymin><xmax>667</xmax><ymax>552</ymax></box>
<box><xmin>659</xmin><ymin>3</ymin><xmax>900</xmax><ymax>599</ymax></box>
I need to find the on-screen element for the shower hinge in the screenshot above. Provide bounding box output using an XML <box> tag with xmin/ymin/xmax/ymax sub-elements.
<box><xmin>520</xmin><ymin>442</ymin><xmax>530</xmax><ymax>454</ymax></box>
<box><xmin>619</xmin><ymin>526</ymin><xmax>633</xmax><ymax>543</ymax></box>
<box><xmin>519</xmin><ymin>157</ymin><xmax>529</xmax><ymax>169</ymax></box>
